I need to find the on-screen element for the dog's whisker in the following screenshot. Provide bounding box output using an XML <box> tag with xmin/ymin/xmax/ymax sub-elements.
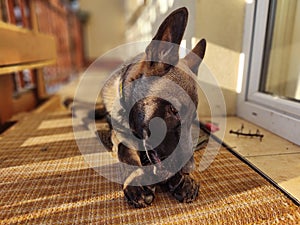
<box><xmin>143</xmin><ymin>139</ymin><xmax>155</xmax><ymax>165</ymax></box>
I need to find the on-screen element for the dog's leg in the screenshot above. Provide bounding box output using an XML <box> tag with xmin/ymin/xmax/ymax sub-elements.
<box><xmin>166</xmin><ymin>171</ymin><xmax>199</xmax><ymax>203</ymax></box>
<box><xmin>118</xmin><ymin>143</ymin><xmax>156</xmax><ymax>208</ymax></box>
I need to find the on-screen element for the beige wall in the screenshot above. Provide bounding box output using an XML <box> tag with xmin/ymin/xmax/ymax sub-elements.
<box><xmin>80</xmin><ymin>0</ymin><xmax>246</xmax><ymax>116</ymax></box>
<box><xmin>79</xmin><ymin>0</ymin><xmax>126</xmax><ymax>59</ymax></box>
<box><xmin>195</xmin><ymin>0</ymin><xmax>245</xmax><ymax>116</ymax></box>
<box><xmin>125</xmin><ymin>0</ymin><xmax>246</xmax><ymax>116</ymax></box>
<box><xmin>195</xmin><ymin>0</ymin><xmax>245</xmax><ymax>52</ymax></box>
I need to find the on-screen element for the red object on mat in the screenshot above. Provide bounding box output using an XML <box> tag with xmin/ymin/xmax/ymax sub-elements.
<box><xmin>205</xmin><ymin>122</ymin><xmax>220</xmax><ymax>133</ymax></box>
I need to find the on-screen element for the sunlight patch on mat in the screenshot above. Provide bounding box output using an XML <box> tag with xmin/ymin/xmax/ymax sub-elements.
<box><xmin>0</xmin><ymin>155</ymin><xmax>88</xmax><ymax>179</ymax></box>
<box><xmin>38</xmin><ymin>118</ymin><xmax>82</xmax><ymax>129</ymax></box>
<box><xmin>1</xmin><ymin>191</ymin><xmax>122</xmax><ymax>225</ymax></box>
<box><xmin>21</xmin><ymin>130</ymin><xmax>94</xmax><ymax>147</ymax></box>
<box><xmin>0</xmin><ymin>152</ymin><xmax>118</xmax><ymax>183</ymax></box>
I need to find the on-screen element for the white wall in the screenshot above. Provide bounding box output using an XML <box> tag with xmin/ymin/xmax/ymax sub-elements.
<box><xmin>195</xmin><ymin>0</ymin><xmax>245</xmax><ymax>116</ymax></box>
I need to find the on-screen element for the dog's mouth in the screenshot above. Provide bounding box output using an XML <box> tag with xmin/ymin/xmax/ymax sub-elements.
<box><xmin>145</xmin><ymin>149</ymin><xmax>170</xmax><ymax>178</ymax></box>
<box><xmin>145</xmin><ymin>149</ymin><xmax>194</xmax><ymax>179</ymax></box>
<box><xmin>146</xmin><ymin>149</ymin><xmax>162</xmax><ymax>165</ymax></box>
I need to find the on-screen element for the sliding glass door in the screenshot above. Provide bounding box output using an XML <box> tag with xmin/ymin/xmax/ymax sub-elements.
<box><xmin>238</xmin><ymin>0</ymin><xmax>300</xmax><ymax>145</ymax></box>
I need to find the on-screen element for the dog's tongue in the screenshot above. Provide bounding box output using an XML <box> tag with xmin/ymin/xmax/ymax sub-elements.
<box><xmin>148</xmin><ymin>151</ymin><xmax>173</xmax><ymax>179</ymax></box>
<box><xmin>148</xmin><ymin>151</ymin><xmax>162</xmax><ymax>172</ymax></box>
<box><xmin>148</xmin><ymin>150</ymin><xmax>161</xmax><ymax>164</ymax></box>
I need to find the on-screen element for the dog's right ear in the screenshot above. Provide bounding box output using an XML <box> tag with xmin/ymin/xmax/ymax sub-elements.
<box><xmin>184</xmin><ymin>39</ymin><xmax>206</xmax><ymax>75</ymax></box>
<box><xmin>145</xmin><ymin>7</ymin><xmax>188</xmax><ymax>73</ymax></box>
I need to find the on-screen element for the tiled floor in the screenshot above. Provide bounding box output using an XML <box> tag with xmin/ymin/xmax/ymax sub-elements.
<box><xmin>212</xmin><ymin>117</ymin><xmax>300</xmax><ymax>203</ymax></box>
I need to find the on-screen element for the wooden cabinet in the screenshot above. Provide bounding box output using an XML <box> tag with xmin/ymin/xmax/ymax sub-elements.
<box><xmin>0</xmin><ymin>0</ymin><xmax>84</xmax><ymax>126</ymax></box>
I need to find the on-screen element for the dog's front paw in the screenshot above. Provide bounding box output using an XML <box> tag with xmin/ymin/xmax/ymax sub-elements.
<box><xmin>124</xmin><ymin>185</ymin><xmax>155</xmax><ymax>208</ymax></box>
<box><xmin>168</xmin><ymin>174</ymin><xmax>199</xmax><ymax>203</ymax></box>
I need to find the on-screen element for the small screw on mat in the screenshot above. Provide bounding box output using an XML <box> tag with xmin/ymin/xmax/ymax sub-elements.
<box><xmin>40</xmin><ymin>146</ymin><xmax>48</xmax><ymax>151</ymax></box>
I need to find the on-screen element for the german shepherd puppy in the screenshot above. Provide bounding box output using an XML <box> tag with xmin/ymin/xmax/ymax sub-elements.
<box><xmin>101</xmin><ymin>7</ymin><xmax>206</xmax><ymax>208</ymax></box>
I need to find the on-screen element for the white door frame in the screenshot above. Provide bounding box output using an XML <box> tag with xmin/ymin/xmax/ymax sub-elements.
<box><xmin>237</xmin><ymin>0</ymin><xmax>300</xmax><ymax>145</ymax></box>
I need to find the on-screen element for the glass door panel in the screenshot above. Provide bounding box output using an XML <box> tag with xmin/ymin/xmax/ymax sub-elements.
<box><xmin>238</xmin><ymin>0</ymin><xmax>300</xmax><ymax>145</ymax></box>
<box><xmin>260</xmin><ymin>0</ymin><xmax>300</xmax><ymax>102</ymax></box>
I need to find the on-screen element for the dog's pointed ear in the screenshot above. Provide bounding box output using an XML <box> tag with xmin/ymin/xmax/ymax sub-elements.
<box><xmin>184</xmin><ymin>39</ymin><xmax>206</xmax><ymax>75</ymax></box>
<box><xmin>145</xmin><ymin>7</ymin><xmax>188</xmax><ymax>71</ymax></box>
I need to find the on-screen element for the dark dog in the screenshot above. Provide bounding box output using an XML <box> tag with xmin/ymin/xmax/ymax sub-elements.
<box><xmin>101</xmin><ymin>7</ymin><xmax>206</xmax><ymax>208</ymax></box>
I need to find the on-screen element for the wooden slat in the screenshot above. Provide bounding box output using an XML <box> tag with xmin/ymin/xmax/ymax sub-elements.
<box><xmin>0</xmin><ymin>75</ymin><xmax>14</xmax><ymax>125</ymax></box>
<box><xmin>17</xmin><ymin>71</ymin><xmax>24</xmax><ymax>88</ymax></box>
<box><xmin>29</xmin><ymin>0</ymin><xmax>38</xmax><ymax>32</ymax></box>
<box><xmin>0</xmin><ymin>59</ymin><xmax>56</xmax><ymax>75</ymax></box>
<box><xmin>18</xmin><ymin>0</ymin><xmax>29</xmax><ymax>28</ymax></box>
<box><xmin>35</xmin><ymin>68</ymin><xmax>48</xmax><ymax>98</ymax></box>
<box><xmin>0</xmin><ymin>0</ymin><xmax>3</xmax><ymax>21</ymax></box>
<box><xmin>12</xmin><ymin>90</ymin><xmax>38</xmax><ymax>114</ymax></box>
<box><xmin>5</xmin><ymin>0</ymin><xmax>15</xmax><ymax>24</ymax></box>
<box><xmin>0</xmin><ymin>21</ymin><xmax>56</xmax><ymax>67</ymax></box>
<box><xmin>29</xmin><ymin>1</ymin><xmax>48</xmax><ymax>98</ymax></box>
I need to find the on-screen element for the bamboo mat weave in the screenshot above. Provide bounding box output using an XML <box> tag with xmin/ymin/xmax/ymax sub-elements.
<box><xmin>0</xmin><ymin>112</ymin><xmax>299</xmax><ymax>224</ymax></box>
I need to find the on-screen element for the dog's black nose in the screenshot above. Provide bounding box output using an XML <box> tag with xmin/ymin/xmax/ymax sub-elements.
<box><xmin>144</xmin><ymin>195</ymin><xmax>154</xmax><ymax>204</ymax></box>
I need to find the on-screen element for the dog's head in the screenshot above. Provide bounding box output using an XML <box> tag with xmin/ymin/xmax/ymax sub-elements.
<box><xmin>120</xmin><ymin>7</ymin><xmax>206</xmax><ymax>174</ymax></box>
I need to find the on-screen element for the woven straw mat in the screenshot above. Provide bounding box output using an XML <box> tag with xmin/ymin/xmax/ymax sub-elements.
<box><xmin>0</xmin><ymin>112</ymin><xmax>299</xmax><ymax>224</ymax></box>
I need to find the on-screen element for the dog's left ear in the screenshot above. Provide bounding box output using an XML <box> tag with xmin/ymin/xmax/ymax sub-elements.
<box><xmin>184</xmin><ymin>39</ymin><xmax>206</xmax><ymax>75</ymax></box>
<box><xmin>145</xmin><ymin>7</ymin><xmax>188</xmax><ymax>72</ymax></box>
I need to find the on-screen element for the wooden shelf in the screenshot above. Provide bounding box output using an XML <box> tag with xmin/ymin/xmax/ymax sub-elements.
<box><xmin>0</xmin><ymin>59</ymin><xmax>56</xmax><ymax>75</ymax></box>
<box><xmin>0</xmin><ymin>22</ymin><xmax>57</xmax><ymax>70</ymax></box>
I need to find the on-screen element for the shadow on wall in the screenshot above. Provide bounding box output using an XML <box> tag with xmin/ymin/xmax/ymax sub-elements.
<box><xmin>79</xmin><ymin>0</ymin><xmax>247</xmax><ymax>116</ymax></box>
<box><xmin>195</xmin><ymin>0</ymin><xmax>247</xmax><ymax>116</ymax></box>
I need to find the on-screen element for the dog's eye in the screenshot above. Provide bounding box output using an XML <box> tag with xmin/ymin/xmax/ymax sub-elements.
<box><xmin>169</xmin><ymin>105</ymin><xmax>178</xmax><ymax>115</ymax></box>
